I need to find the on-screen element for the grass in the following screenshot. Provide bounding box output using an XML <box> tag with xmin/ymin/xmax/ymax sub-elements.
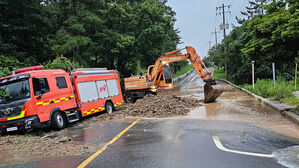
<box><xmin>213</xmin><ymin>68</ymin><xmax>226</xmax><ymax>79</ymax></box>
<box><xmin>13</xmin><ymin>140</ymin><xmax>21</xmax><ymax>145</ymax></box>
<box><xmin>24</xmin><ymin>132</ymin><xmax>44</xmax><ymax>137</ymax></box>
<box><xmin>243</xmin><ymin>78</ymin><xmax>299</xmax><ymax>105</ymax></box>
<box><xmin>172</xmin><ymin>64</ymin><xmax>193</xmax><ymax>78</ymax></box>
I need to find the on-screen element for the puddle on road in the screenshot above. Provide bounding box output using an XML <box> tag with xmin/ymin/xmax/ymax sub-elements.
<box><xmin>64</xmin><ymin>119</ymin><xmax>134</xmax><ymax>145</ymax></box>
<box><xmin>184</xmin><ymin>90</ymin><xmax>299</xmax><ymax>139</ymax></box>
<box><xmin>273</xmin><ymin>145</ymin><xmax>299</xmax><ymax>168</ymax></box>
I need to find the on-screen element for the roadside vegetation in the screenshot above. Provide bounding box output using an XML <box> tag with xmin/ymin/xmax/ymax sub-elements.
<box><xmin>243</xmin><ymin>78</ymin><xmax>299</xmax><ymax>105</ymax></box>
<box><xmin>213</xmin><ymin>68</ymin><xmax>226</xmax><ymax>80</ymax></box>
<box><xmin>172</xmin><ymin>63</ymin><xmax>193</xmax><ymax>78</ymax></box>
<box><xmin>204</xmin><ymin>0</ymin><xmax>299</xmax><ymax>105</ymax></box>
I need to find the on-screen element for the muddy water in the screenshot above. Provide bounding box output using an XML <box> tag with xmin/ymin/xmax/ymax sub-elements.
<box><xmin>184</xmin><ymin>90</ymin><xmax>299</xmax><ymax>139</ymax></box>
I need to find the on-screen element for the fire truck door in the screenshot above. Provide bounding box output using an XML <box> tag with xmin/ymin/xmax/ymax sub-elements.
<box><xmin>32</xmin><ymin>77</ymin><xmax>53</xmax><ymax>122</ymax></box>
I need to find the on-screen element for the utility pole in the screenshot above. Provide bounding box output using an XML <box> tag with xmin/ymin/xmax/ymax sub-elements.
<box><xmin>216</xmin><ymin>3</ymin><xmax>231</xmax><ymax>77</ymax></box>
<box><xmin>207</xmin><ymin>41</ymin><xmax>212</xmax><ymax>50</ymax></box>
<box><xmin>216</xmin><ymin>3</ymin><xmax>231</xmax><ymax>48</ymax></box>
<box><xmin>211</xmin><ymin>28</ymin><xmax>220</xmax><ymax>48</ymax></box>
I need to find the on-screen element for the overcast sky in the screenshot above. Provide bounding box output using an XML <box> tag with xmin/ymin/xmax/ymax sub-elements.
<box><xmin>167</xmin><ymin>0</ymin><xmax>249</xmax><ymax>58</ymax></box>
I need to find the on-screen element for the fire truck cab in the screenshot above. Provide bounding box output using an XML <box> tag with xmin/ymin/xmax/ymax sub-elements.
<box><xmin>0</xmin><ymin>66</ymin><xmax>123</xmax><ymax>133</ymax></box>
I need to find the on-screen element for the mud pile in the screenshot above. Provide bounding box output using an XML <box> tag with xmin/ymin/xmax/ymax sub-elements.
<box><xmin>125</xmin><ymin>95</ymin><xmax>201</xmax><ymax>117</ymax></box>
<box><xmin>83</xmin><ymin>95</ymin><xmax>201</xmax><ymax>125</ymax></box>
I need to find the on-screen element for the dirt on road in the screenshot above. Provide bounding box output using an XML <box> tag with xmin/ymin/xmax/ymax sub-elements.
<box><xmin>82</xmin><ymin>94</ymin><xmax>201</xmax><ymax>125</ymax></box>
<box><xmin>0</xmin><ymin>134</ymin><xmax>99</xmax><ymax>164</ymax></box>
<box><xmin>126</xmin><ymin>95</ymin><xmax>201</xmax><ymax>117</ymax></box>
<box><xmin>0</xmin><ymin>95</ymin><xmax>201</xmax><ymax>165</ymax></box>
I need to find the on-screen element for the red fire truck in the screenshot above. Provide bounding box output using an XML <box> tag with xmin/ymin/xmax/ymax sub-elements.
<box><xmin>0</xmin><ymin>66</ymin><xmax>123</xmax><ymax>133</ymax></box>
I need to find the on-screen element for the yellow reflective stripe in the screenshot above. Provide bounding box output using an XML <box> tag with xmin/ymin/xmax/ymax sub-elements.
<box><xmin>35</xmin><ymin>95</ymin><xmax>74</xmax><ymax>106</ymax></box>
<box><xmin>83</xmin><ymin>106</ymin><xmax>105</xmax><ymax>115</ymax></box>
<box><xmin>114</xmin><ymin>101</ymin><xmax>124</xmax><ymax>107</ymax></box>
<box><xmin>43</xmin><ymin>102</ymin><xmax>50</xmax><ymax>106</ymax></box>
<box><xmin>35</xmin><ymin>102</ymin><xmax>43</xmax><ymax>106</ymax></box>
<box><xmin>7</xmin><ymin>109</ymin><xmax>26</xmax><ymax>121</ymax></box>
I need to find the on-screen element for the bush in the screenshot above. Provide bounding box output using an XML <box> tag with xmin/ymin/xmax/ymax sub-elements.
<box><xmin>45</xmin><ymin>56</ymin><xmax>81</xmax><ymax>71</ymax></box>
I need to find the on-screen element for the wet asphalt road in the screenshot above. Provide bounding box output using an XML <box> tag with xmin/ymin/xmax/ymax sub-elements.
<box><xmin>3</xmin><ymin>119</ymin><xmax>298</xmax><ymax>168</ymax></box>
<box><xmin>2</xmin><ymin>68</ymin><xmax>299</xmax><ymax>168</ymax></box>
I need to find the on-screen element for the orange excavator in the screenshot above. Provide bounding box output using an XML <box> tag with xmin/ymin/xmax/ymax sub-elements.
<box><xmin>124</xmin><ymin>46</ymin><xmax>223</xmax><ymax>103</ymax></box>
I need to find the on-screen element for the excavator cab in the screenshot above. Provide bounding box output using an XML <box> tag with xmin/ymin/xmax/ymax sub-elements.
<box><xmin>156</xmin><ymin>66</ymin><xmax>173</xmax><ymax>87</ymax></box>
<box><xmin>154</xmin><ymin>66</ymin><xmax>182</xmax><ymax>96</ymax></box>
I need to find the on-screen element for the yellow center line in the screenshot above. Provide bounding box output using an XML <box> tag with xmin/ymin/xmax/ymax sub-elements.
<box><xmin>77</xmin><ymin>118</ymin><xmax>141</xmax><ymax>168</ymax></box>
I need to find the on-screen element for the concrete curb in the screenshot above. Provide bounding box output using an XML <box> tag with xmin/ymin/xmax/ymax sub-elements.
<box><xmin>173</xmin><ymin>68</ymin><xmax>195</xmax><ymax>84</ymax></box>
<box><xmin>216</xmin><ymin>78</ymin><xmax>299</xmax><ymax>125</ymax></box>
<box><xmin>283</xmin><ymin>112</ymin><xmax>299</xmax><ymax>125</ymax></box>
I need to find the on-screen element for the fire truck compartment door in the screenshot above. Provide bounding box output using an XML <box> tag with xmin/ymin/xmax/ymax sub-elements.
<box><xmin>107</xmin><ymin>79</ymin><xmax>119</xmax><ymax>97</ymax></box>
<box><xmin>77</xmin><ymin>82</ymin><xmax>98</xmax><ymax>103</ymax></box>
<box><xmin>96</xmin><ymin>80</ymin><xmax>108</xmax><ymax>99</ymax></box>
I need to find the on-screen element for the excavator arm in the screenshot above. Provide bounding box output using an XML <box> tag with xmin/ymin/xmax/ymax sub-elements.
<box><xmin>148</xmin><ymin>46</ymin><xmax>215</xmax><ymax>86</ymax></box>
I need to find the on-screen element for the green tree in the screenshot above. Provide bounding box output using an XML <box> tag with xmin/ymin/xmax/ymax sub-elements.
<box><xmin>45</xmin><ymin>56</ymin><xmax>81</xmax><ymax>70</ymax></box>
<box><xmin>0</xmin><ymin>0</ymin><xmax>54</xmax><ymax>63</ymax></box>
<box><xmin>209</xmin><ymin>0</ymin><xmax>298</xmax><ymax>84</ymax></box>
<box><xmin>242</xmin><ymin>0</ymin><xmax>299</xmax><ymax>73</ymax></box>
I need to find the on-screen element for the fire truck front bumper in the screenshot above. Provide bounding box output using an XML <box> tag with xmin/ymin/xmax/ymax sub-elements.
<box><xmin>0</xmin><ymin>116</ymin><xmax>42</xmax><ymax>133</ymax></box>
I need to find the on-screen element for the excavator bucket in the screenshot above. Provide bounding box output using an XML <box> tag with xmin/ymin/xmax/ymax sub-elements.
<box><xmin>204</xmin><ymin>84</ymin><xmax>224</xmax><ymax>103</ymax></box>
<box><xmin>156</xmin><ymin>87</ymin><xmax>180</xmax><ymax>96</ymax></box>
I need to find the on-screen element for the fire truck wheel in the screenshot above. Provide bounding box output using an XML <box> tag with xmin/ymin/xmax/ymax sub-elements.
<box><xmin>105</xmin><ymin>102</ymin><xmax>113</xmax><ymax>114</ymax></box>
<box><xmin>51</xmin><ymin>111</ymin><xmax>66</xmax><ymax>130</ymax></box>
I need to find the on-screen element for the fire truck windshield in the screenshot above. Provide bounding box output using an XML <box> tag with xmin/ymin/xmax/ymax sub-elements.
<box><xmin>0</xmin><ymin>79</ymin><xmax>30</xmax><ymax>104</ymax></box>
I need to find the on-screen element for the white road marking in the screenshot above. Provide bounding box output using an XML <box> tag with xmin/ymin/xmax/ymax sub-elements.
<box><xmin>212</xmin><ymin>136</ymin><xmax>273</xmax><ymax>158</ymax></box>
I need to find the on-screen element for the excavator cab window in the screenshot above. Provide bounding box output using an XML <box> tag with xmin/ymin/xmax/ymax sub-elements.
<box><xmin>149</xmin><ymin>67</ymin><xmax>153</xmax><ymax>75</ymax></box>
<box><xmin>162</xmin><ymin>66</ymin><xmax>172</xmax><ymax>84</ymax></box>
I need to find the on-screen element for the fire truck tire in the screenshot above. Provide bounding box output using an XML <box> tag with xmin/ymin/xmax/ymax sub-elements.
<box><xmin>105</xmin><ymin>102</ymin><xmax>114</xmax><ymax>114</ymax></box>
<box><xmin>51</xmin><ymin>111</ymin><xmax>67</xmax><ymax>130</ymax></box>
